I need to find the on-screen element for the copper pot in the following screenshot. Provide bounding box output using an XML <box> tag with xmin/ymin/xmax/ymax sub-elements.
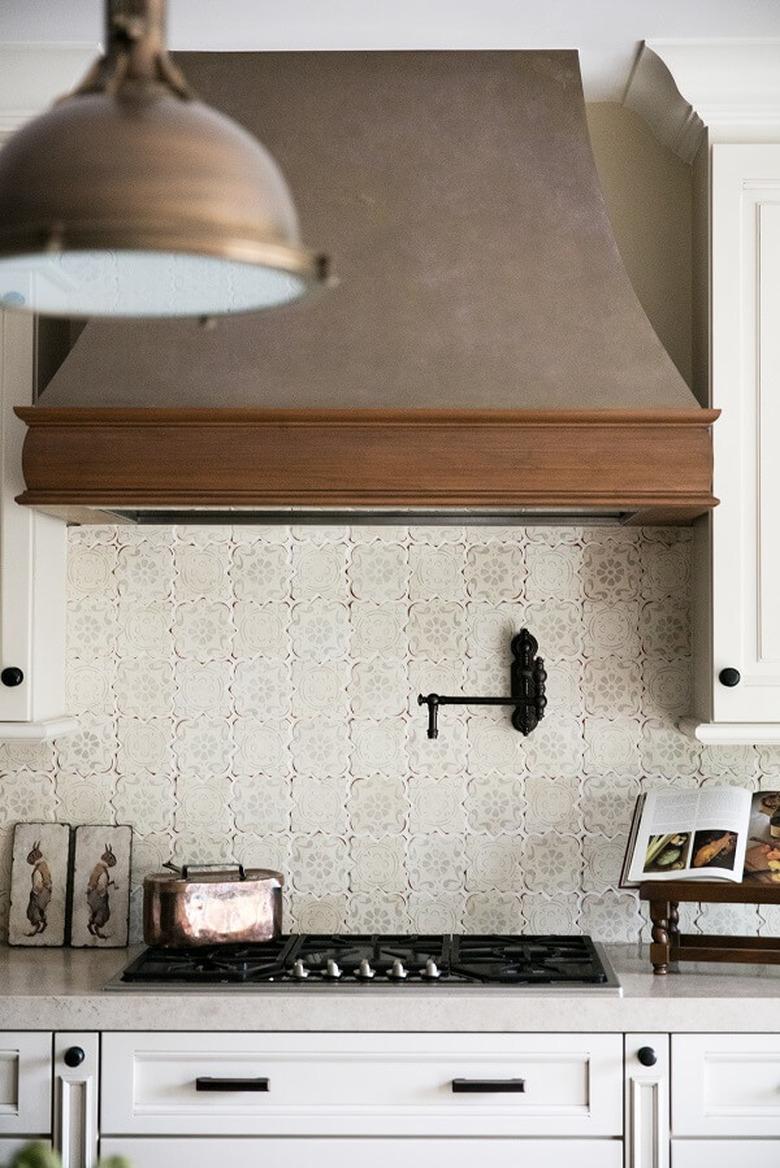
<box><xmin>143</xmin><ymin>863</ymin><xmax>283</xmax><ymax>947</ymax></box>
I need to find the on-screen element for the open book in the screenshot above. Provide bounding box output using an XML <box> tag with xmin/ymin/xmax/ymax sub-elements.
<box><xmin>621</xmin><ymin>788</ymin><xmax>780</xmax><ymax>886</ymax></box>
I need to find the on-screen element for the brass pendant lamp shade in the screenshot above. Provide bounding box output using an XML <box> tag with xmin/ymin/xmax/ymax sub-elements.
<box><xmin>0</xmin><ymin>0</ymin><xmax>329</xmax><ymax>318</ymax></box>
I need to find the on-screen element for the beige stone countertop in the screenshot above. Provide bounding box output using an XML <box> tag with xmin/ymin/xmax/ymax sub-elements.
<box><xmin>0</xmin><ymin>943</ymin><xmax>778</xmax><ymax>1032</ymax></box>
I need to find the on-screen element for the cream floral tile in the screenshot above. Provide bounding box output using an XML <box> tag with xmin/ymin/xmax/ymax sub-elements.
<box><xmin>408</xmin><ymin>892</ymin><xmax>464</xmax><ymax>933</ymax></box>
<box><xmin>466</xmin><ymin>544</ymin><xmax>526</xmax><ymax>601</ymax></box>
<box><xmin>173</xmin><ymin>718</ymin><xmax>234</xmax><ymax>775</ymax></box>
<box><xmin>348</xmin><ymin>775</ymin><xmax>409</xmax><ymax>835</ymax></box>
<box><xmin>523</xmin><ymin>833</ymin><xmax>582</xmax><ymax>892</ymax></box>
<box><xmin>583</xmin><ymin>656</ymin><xmax>643</xmax><ymax>717</ymax></box>
<box><xmin>290</xmin><ymin>599</ymin><xmax>350</xmax><ymax>662</ymax></box>
<box><xmin>291</xmin><ymin>720</ymin><xmax>350</xmax><ymax>778</ymax></box>
<box><xmin>233</xmin><ymin>719</ymin><xmax>291</xmax><ymax>776</ymax></box>
<box><xmin>174</xmin><ymin>659</ymin><xmax>232</xmax><ymax>719</ymax></box>
<box><xmin>116</xmin><ymin>658</ymin><xmax>173</xmax><ymax>718</ymax></box>
<box><xmin>349</xmin><ymin>892</ymin><xmax>410</xmax><ymax>932</ymax></box>
<box><xmin>463</xmin><ymin>891</ymin><xmax>524</xmax><ymax>932</ymax></box>
<box><xmin>113</xmin><ymin>773</ymin><xmax>175</xmax><ymax>835</ymax></box>
<box><xmin>349</xmin><ymin>543</ymin><xmax>408</xmax><ymax>601</ymax></box>
<box><xmin>291</xmin><ymin>834</ymin><xmax>349</xmax><ymax>894</ymax></box>
<box><xmin>350</xmin><ymin>659</ymin><xmax>408</xmax><ymax>718</ymax></box>
<box><xmin>173</xmin><ymin>601</ymin><xmax>233</xmax><ymax>661</ymax></box>
<box><xmin>349</xmin><ymin>718</ymin><xmax>408</xmax><ymax>777</ymax></box>
<box><xmin>291</xmin><ymin>775</ymin><xmax>349</xmax><ymax>835</ymax></box>
<box><xmin>231</xmin><ymin>544</ymin><xmax>291</xmax><ymax>602</ymax></box>
<box><xmin>233</xmin><ymin>658</ymin><xmax>292</xmax><ymax>719</ymax></box>
<box><xmin>409</xmin><ymin>545</ymin><xmax>466</xmax><ymax>602</ymax></box>
<box><xmin>465</xmin><ymin>773</ymin><xmax>524</xmax><ymax>835</ymax></box>
<box><xmin>292</xmin><ymin>543</ymin><xmax>348</xmax><ymax>601</ymax></box>
<box><xmin>67</xmin><ymin>543</ymin><xmax>117</xmax><ymax>598</ymax></box>
<box><xmin>350</xmin><ymin>601</ymin><xmax>407</xmax><ymax>659</ymax></box>
<box><xmin>175</xmin><ymin>544</ymin><xmax>230</xmax><ymax>601</ymax></box>
<box><xmin>116</xmin><ymin>544</ymin><xmax>173</xmax><ymax>602</ymax></box>
<box><xmin>580</xmin><ymin>890</ymin><xmax>643</xmax><ymax>942</ymax></box>
<box><xmin>232</xmin><ymin>600</ymin><xmax>291</xmax><ymax>659</ymax></box>
<box><xmin>349</xmin><ymin>836</ymin><xmax>407</xmax><ymax>892</ymax></box>
<box><xmin>408</xmin><ymin>833</ymin><xmax>466</xmax><ymax>893</ymax></box>
<box><xmin>291</xmin><ymin>661</ymin><xmax>350</xmax><ymax>719</ymax></box>
<box><xmin>407</xmin><ymin>601</ymin><xmax>467</xmax><ymax>660</ymax></box>
<box><xmin>116</xmin><ymin>717</ymin><xmax>171</xmax><ymax>774</ymax></box>
<box><xmin>525</xmin><ymin>542</ymin><xmax>582</xmax><ymax>602</ymax></box>
<box><xmin>525</xmin><ymin>774</ymin><xmax>580</xmax><ymax>834</ymax></box>
<box><xmin>408</xmin><ymin>774</ymin><xmax>467</xmax><ymax>834</ymax></box>
<box><xmin>522</xmin><ymin>892</ymin><xmax>580</xmax><ymax>933</ymax></box>
<box><xmin>66</xmin><ymin>658</ymin><xmax>114</xmax><ymax>716</ymax></box>
<box><xmin>290</xmin><ymin>894</ymin><xmax>348</xmax><ymax>932</ymax></box>
<box><xmin>232</xmin><ymin>774</ymin><xmax>292</xmax><ymax>835</ymax></box>
<box><xmin>116</xmin><ymin>601</ymin><xmax>171</xmax><ymax>658</ymax></box>
<box><xmin>465</xmin><ymin>835</ymin><xmax>523</xmax><ymax>892</ymax></box>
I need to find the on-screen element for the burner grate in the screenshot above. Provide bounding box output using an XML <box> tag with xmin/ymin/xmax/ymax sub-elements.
<box><xmin>118</xmin><ymin>934</ymin><xmax>615</xmax><ymax>989</ymax></box>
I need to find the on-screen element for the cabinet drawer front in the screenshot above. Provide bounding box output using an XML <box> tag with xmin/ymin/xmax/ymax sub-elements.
<box><xmin>673</xmin><ymin>1141</ymin><xmax>780</xmax><ymax>1168</ymax></box>
<box><xmin>103</xmin><ymin>1136</ymin><xmax>623</xmax><ymax>1168</ymax></box>
<box><xmin>673</xmin><ymin>1035</ymin><xmax>780</xmax><ymax>1136</ymax></box>
<box><xmin>0</xmin><ymin>1032</ymin><xmax>51</xmax><ymax>1136</ymax></box>
<box><xmin>102</xmin><ymin>1032</ymin><xmax>622</xmax><ymax>1137</ymax></box>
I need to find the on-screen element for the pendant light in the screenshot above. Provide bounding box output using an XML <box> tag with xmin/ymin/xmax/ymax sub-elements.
<box><xmin>0</xmin><ymin>0</ymin><xmax>329</xmax><ymax>318</ymax></box>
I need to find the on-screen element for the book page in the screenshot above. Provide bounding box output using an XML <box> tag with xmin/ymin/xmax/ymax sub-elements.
<box><xmin>627</xmin><ymin>787</ymin><xmax>749</xmax><ymax>884</ymax></box>
<box><xmin>743</xmin><ymin>791</ymin><xmax>780</xmax><ymax>884</ymax></box>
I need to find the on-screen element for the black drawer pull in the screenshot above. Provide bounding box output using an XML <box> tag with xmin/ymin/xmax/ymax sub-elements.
<box><xmin>195</xmin><ymin>1077</ymin><xmax>270</xmax><ymax>1092</ymax></box>
<box><xmin>452</xmin><ymin>1078</ymin><xmax>525</xmax><ymax>1093</ymax></box>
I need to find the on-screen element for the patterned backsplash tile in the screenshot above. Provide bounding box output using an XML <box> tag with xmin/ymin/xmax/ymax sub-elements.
<box><xmin>0</xmin><ymin>522</ymin><xmax>776</xmax><ymax>944</ymax></box>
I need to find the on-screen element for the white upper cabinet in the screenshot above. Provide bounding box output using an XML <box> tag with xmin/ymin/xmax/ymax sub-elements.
<box><xmin>0</xmin><ymin>45</ymin><xmax>95</xmax><ymax>739</ymax></box>
<box><xmin>627</xmin><ymin>40</ymin><xmax>780</xmax><ymax>743</ymax></box>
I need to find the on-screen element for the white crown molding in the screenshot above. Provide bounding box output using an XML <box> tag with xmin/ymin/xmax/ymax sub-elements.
<box><xmin>0</xmin><ymin>42</ymin><xmax>98</xmax><ymax>141</ymax></box>
<box><xmin>0</xmin><ymin>716</ymin><xmax>78</xmax><ymax>741</ymax></box>
<box><xmin>624</xmin><ymin>38</ymin><xmax>780</xmax><ymax>163</ymax></box>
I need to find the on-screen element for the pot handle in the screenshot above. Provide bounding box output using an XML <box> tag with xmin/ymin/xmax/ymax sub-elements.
<box><xmin>179</xmin><ymin>863</ymin><xmax>247</xmax><ymax>881</ymax></box>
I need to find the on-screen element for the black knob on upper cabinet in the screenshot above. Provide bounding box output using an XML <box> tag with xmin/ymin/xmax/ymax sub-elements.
<box><xmin>1</xmin><ymin>667</ymin><xmax>23</xmax><ymax>687</ymax></box>
<box><xmin>719</xmin><ymin>667</ymin><xmax>741</xmax><ymax>688</ymax></box>
<box><xmin>64</xmin><ymin>1046</ymin><xmax>85</xmax><ymax>1068</ymax></box>
<box><xmin>637</xmin><ymin>1046</ymin><xmax>657</xmax><ymax>1067</ymax></box>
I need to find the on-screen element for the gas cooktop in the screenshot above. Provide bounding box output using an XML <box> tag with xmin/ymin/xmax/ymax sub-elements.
<box><xmin>108</xmin><ymin>934</ymin><xmax>621</xmax><ymax>994</ymax></box>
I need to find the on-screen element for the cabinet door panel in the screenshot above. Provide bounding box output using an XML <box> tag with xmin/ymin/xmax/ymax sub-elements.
<box><xmin>0</xmin><ymin>1032</ymin><xmax>51</xmax><ymax>1136</ymax></box>
<box><xmin>673</xmin><ymin>1034</ymin><xmax>780</xmax><ymax>1137</ymax></box>
<box><xmin>712</xmin><ymin>144</ymin><xmax>780</xmax><ymax>721</ymax></box>
<box><xmin>102</xmin><ymin>1136</ymin><xmax>623</xmax><ymax>1168</ymax></box>
<box><xmin>101</xmin><ymin>1031</ymin><xmax>623</xmax><ymax>1137</ymax></box>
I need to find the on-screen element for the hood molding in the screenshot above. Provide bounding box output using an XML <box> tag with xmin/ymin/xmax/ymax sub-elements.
<box><xmin>16</xmin><ymin>406</ymin><xmax>718</xmax><ymax>525</ymax></box>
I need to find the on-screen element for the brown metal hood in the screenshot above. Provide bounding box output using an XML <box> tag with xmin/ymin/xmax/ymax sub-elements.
<box><xmin>18</xmin><ymin>50</ymin><xmax>717</xmax><ymax>524</ymax></box>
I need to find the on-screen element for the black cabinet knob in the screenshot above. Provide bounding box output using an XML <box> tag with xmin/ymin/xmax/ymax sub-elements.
<box><xmin>1</xmin><ymin>667</ymin><xmax>23</xmax><ymax>687</ymax></box>
<box><xmin>719</xmin><ymin>667</ymin><xmax>741</xmax><ymax>688</ymax></box>
<box><xmin>63</xmin><ymin>1046</ymin><xmax>85</xmax><ymax>1068</ymax></box>
<box><xmin>637</xmin><ymin>1046</ymin><xmax>657</xmax><ymax>1067</ymax></box>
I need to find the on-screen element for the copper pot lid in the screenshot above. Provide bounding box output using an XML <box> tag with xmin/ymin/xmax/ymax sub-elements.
<box><xmin>145</xmin><ymin>863</ymin><xmax>284</xmax><ymax>888</ymax></box>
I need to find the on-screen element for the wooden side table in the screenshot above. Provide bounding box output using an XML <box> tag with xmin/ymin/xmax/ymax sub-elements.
<box><xmin>639</xmin><ymin>881</ymin><xmax>780</xmax><ymax>974</ymax></box>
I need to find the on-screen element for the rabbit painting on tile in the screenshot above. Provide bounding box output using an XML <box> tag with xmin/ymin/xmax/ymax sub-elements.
<box><xmin>8</xmin><ymin>823</ymin><xmax>70</xmax><ymax>947</ymax></box>
<box><xmin>69</xmin><ymin>825</ymin><xmax>132</xmax><ymax>948</ymax></box>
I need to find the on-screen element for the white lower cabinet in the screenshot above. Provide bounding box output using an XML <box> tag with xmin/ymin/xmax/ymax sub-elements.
<box><xmin>102</xmin><ymin>1137</ymin><xmax>623</xmax><ymax>1167</ymax></box>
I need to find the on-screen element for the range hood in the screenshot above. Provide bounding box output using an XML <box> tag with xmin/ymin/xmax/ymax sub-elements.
<box><xmin>17</xmin><ymin>51</ymin><xmax>717</xmax><ymax>525</ymax></box>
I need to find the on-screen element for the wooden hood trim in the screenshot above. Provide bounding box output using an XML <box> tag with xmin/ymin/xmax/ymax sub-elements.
<box><xmin>15</xmin><ymin>407</ymin><xmax>719</xmax><ymax>525</ymax></box>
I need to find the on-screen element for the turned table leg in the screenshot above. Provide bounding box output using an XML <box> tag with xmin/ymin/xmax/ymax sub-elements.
<box><xmin>649</xmin><ymin>898</ymin><xmax>671</xmax><ymax>975</ymax></box>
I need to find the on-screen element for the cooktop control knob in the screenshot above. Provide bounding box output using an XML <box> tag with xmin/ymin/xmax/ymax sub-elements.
<box><xmin>424</xmin><ymin>958</ymin><xmax>441</xmax><ymax>979</ymax></box>
<box><xmin>356</xmin><ymin>959</ymin><xmax>375</xmax><ymax>980</ymax></box>
<box><xmin>390</xmin><ymin>958</ymin><xmax>408</xmax><ymax>980</ymax></box>
<box><xmin>292</xmin><ymin>959</ymin><xmax>309</xmax><ymax>980</ymax></box>
<box><xmin>325</xmin><ymin>958</ymin><xmax>342</xmax><ymax>979</ymax></box>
